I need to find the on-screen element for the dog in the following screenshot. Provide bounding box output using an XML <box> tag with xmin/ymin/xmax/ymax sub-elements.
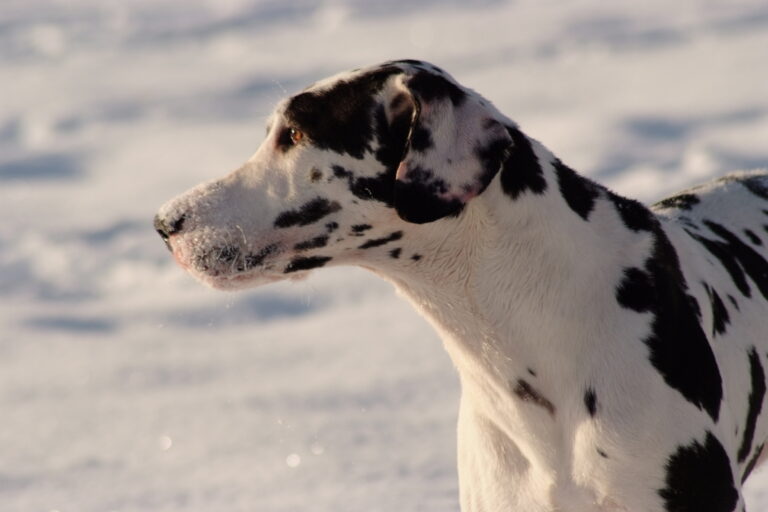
<box><xmin>154</xmin><ymin>60</ymin><xmax>768</xmax><ymax>511</ymax></box>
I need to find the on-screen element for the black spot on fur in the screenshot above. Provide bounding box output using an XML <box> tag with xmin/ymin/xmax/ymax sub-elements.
<box><xmin>696</xmin><ymin>220</ymin><xmax>768</xmax><ymax>301</ymax></box>
<box><xmin>293</xmin><ymin>235</ymin><xmax>329</xmax><ymax>251</ymax></box>
<box><xmin>243</xmin><ymin>244</ymin><xmax>279</xmax><ymax>270</ymax></box>
<box><xmin>728</xmin><ymin>295</ymin><xmax>739</xmax><ymax>310</ymax></box>
<box><xmin>597</xmin><ymin>448</ymin><xmax>609</xmax><ymax>459</ymax></box>
<box><xmin>411</xmin><ymin>254</ymin><xmax>422</xmax><ymax>261</ymax></box>
<box><xmin>513</xmin><ymin>379</ymin><xmax>555</xmax><ymax>415</ymax></box>
<box><xmin>351</xmin><ymin>224</ymin><xmax>372</xmax><ymax>233</ymax></box>
<box><xmin>333</xmin><ymin>164</ymin><xmax>397</xmax><ymax>208</ymax></box>
<box><xmin>702</xmin><ymin>282</ymin><xmax>730</xmax><ymax>336</ymax></box>
<box><xmin>616</xmin><ymin>267</ymin><xmax>655</xmax><ymax>312</ymax></box>
<box><xmin>350</xmin><ymin>172</ymin><xmax>397</xmax><ymax>206</ymax></box>
<box><xmin>692</xmin><ymin>234</ymin><xmax>751</xmax><ymax>298</ymax></box>
<box><xmin>284</xmin><ymin>256</ymin><xmax>332</xmax><ymax>273</ymax></box>
<box><xmin>584</xmin><ymin>388</ymin><xmax>597</xmax><ymax>417</ymax></box>
<box><xmin>407</xmin><ymin>70</ymin><xmax>466</xmax><ymax>106</ymax></box>
<box><xmin>309</xmin><ymin>167</ymin><xmax>322</xmax><ymax>182</ymax></box>
<box><xmin>332</xmin><ymin>165</ymin><xmax>353</xmax><ymax>179</ymax></box>
<box><xmin>658</xmin><ymin>432</ymin><xmax>738</xmax><ymax>512</ymax></box>
<box><xmin>500</xmin><ymin>126</ymin><xmax>547</xmax><ymax>200</ymax></box>
<box><xmin>527</xmin><ymin>368</ymin><xmax>537</xmax><ymax>377</ymax></box>
<box><xmin>653</xmin><ymin>193</ymin><xmax>701</xmax><ymax>211</ymax></box>
<box><xmin>744</xmin><ymin>229</ymin><xmax>762</xmax><ymax>245</ymax></box>
<box><xmin>555</xmin><ymin>159</ymin><xmax>601</xmax><ymax>220</ymax></box>
<box><xmin>359</xmin><ymin>231</ymin><xmax>403</xmax><ymax>249</ymax></box>
<box><xmin>325</xmin><ymin>222</ymin><xmax>339</xmax><ymax>233</ymax></box>
<box><xmin>389</xmin><ymin>248</ymin><xmax>402</xmax><ymax>259</ymax></box>
<box><xmin>742</xmin><ymin>443</ymin><xmax>764</xmax><ymax>483</ymax></box>
<box><xmin>609</xmin><ymin>192</ymin><xmax>656</xmax><ymax>232</ymax></box>
<box><xmin>620</xmin><ymin>226</ymin><xmax>723</xmax><ymax>421</ymax></box>
<box><xmin>410</xmin><ymin>126</ymin><xmax>433</xmax><ymax>152</ymax></box>
<box><xmin>285</xmin><ymin>67</ymin><xmax>401</xmax><ymax>159</ymax></box>
<box><xmin>737</xmin><ymin>348</ymin><xmax>766</xmax><ymax>463</ymax></box>
<box><xmin>274</xmin><ymin>198</ymin><xmax>342</xmax><ymax>228</ymax></box>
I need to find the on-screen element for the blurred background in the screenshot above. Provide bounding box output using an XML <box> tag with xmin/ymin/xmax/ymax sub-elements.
<box><xmin>2</xmin><ymin>0</ymin><xmax>768</xmax><ymax>510</ymax></box>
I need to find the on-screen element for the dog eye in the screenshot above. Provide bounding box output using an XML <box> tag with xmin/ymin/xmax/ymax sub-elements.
<box><xmin>289</xmin><ymin>128</ymin><xmax>304</xmax><ymax>145</ymax></box>
<box><xmin>278</xmin><ymin>127</ymin><xmax>305</xmax><ymax>149</ymax></box>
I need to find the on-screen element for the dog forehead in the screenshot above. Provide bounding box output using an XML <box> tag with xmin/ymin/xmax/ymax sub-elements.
<box><xmin>298</xmin><ymin>59</ymin><xmax>446</xmax><ymax>94</ymax></box>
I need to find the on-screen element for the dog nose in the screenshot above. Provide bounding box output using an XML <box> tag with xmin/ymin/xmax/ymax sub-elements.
<box><xmin>153</xmin><ymin>213</ymin><xmax>186</xmax><ymax>251</ymax></box>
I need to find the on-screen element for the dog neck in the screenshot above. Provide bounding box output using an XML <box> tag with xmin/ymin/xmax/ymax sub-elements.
<box><xmin>367</xmin><ymin>134</ymin><xmax>654</xmax><ymax>510</ymax></box>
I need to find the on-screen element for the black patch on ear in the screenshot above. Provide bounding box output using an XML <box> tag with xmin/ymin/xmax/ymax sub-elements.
<box><xmin>555</xmin><ymin>159</ymin><xmax>601</xmax><ymax>220</ymax></box>
<box><xmin>294</xmin><ymin>235</ymin><xmax>329</xmax><ymax>251</ymax></box>
<box><xmin>744</xmin><ymin>229</ymin><xmax>762</xmax><ymax>245</ymax></box>
<box><xmin>394</xmin><ymin>166</ymin><xmax>464</xmax><ymax>223</ymax></box>
<box><xmin>374</xmin><ymin>103</ymin><xmax>412</xmax><ymax>170</ymax></box>
<box><xmin>742</xmin><ymin>443</ymin><xmax>764</xmax><ymax>483</ymax></box>
<box><xmin>702</xmin><ymin>282</ymin><xmax>730</xmax><ymax>336</ymax></box>
<box><xmin>389</xmin><ymin>92</ymin><xmax>409</xmax><ymax>112</ymax></box>
<box><xmin>653</xmin><ymin>193</ymin><xmax>701</xmax><ymax>211</ymax></box>
<box><xmin>285</xmin><ymin>67</ymin><xmax>401</xmax><ymax>159</ymax></box>
<box><xmin>407</xmin><ymin>70</ymin><xmax>466</xmax><ymax>106</ymax></box>
<box><xmin>274</xmin><ymin>198</ymin><xmax>341</xmax><ymax>228</ymax></box>
<box><xmin>737</xmin><ymin>347</ymin><xmax>766</xmax><ymax>463</ymax></box>
<box><xmin>410</xmin><ymin>125</ymin><xmax>433</xmax><ymax>152</ymax></box>
<box><xmin>608</xmin><ymin>192</ymin><xmax>656</xmax><ymax>232</ymax></box>
<box><xmin>474</xmin><ymin>133</ymin><xmax>512</xmax><ymax>194</ymax></box>
<box><xmin>284</xmin><ymin>256</ymin><xmax>332</xmax><ymax>273</ymax></box>
<box><xmin>358</xmin><ymin>231</ymin><xmax>403</xmax><ymax>249</ymax></box>
<box><xmin>658</xmin><ymin>432</ymin><xmax>738</xmax><ymax>512</ymax></box>
<box><xmin>500</xmin><ymin>126</ymin><xmax>547</xmax><ymax>200</ymax></box>
<box><xmin>389</xmin><ymin>248</ymin><xmax>402</xmax><ymax>259</ymax></box>
<box><xmin>584</xmin><ymin>388</ymin><xmax>597</xmax><ymax>417</ymax></box>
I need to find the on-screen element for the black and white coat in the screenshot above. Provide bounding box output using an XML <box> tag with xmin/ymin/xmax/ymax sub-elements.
<box><xmin>155</xmin><ymin>60</ymin><xmax>768</xmax><ymax>512</ymax></box>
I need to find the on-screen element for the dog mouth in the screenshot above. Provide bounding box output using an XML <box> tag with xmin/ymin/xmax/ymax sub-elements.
<box><xmin>194</xmin><ymin>243</ymin><xmax>280</xmax><ymax>276</ymax></box>
<box><xmin>169</xmin><ymin>237</ymin><xmax>285</xmax><ymax>288</ymax></box>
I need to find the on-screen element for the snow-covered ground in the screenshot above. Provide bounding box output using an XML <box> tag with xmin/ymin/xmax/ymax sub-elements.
<box><xmin>2</xmin><ymin>1</ymin><xmax>768</xmax><ymax>510</ymax></box>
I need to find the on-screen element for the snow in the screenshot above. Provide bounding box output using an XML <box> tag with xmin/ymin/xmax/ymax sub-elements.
<box><xmin>2</xmin><ymin>1</ymin><xmax>768</xmax><ymax>510</ymax></box>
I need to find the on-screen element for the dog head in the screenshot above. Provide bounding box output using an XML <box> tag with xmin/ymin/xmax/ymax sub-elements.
<box><xmin>154</xmin><ymin>60</ymin><xmax>513</xmax><ymax>289</ymax></box>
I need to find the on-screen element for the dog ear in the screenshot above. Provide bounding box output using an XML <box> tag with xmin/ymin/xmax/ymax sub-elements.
<box><xmin>390</xmin><ymin>70</ymin><xmax>513</xmax><ymax>224</ymax></box>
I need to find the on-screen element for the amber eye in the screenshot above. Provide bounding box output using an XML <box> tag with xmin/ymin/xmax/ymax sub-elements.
<box><xmin>289</xmin><ymin>128</ymin><xmax>304</xmax><ymax>145</ymax></box>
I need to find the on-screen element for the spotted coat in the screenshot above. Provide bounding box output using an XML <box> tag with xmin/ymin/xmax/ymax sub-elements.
<box><xmin>155</xmin><ymin>60</ymin><xmax>768</xmax><ymax>512</ymax></box>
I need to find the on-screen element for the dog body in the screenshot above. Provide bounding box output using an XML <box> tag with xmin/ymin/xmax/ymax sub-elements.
<box><xmin>155</xmin><ymin>60</ymin><xmax>768</xmax><ymax>511</ymax></box>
